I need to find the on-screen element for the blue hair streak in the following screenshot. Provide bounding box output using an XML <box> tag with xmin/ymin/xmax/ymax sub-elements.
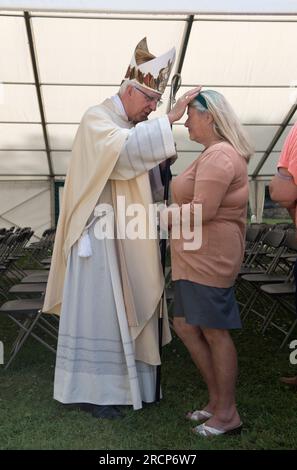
<box><xmin>194</xmin><ymin>93</ymin><xmax>208</xmax><ymax>109</ymax></box>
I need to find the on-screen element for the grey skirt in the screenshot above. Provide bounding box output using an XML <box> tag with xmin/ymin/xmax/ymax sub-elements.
<box><xmin>173</xmin><ymin>279</ymin><xmax>242</xmax><ymax>330</ymax></box>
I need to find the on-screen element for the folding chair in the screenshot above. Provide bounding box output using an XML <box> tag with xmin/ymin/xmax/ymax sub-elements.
<box><xmin>40</xmin><ymin>257</ymin><xmax>52</xmax><ymax>267</ymax></box>
<box><xmin>0</xmin><ymin>298</ymin><xmax>57</xmax><ymax>369</ymax></box>
<box><xmin>9</xmin><ymin>283</ymin><xmax>47</xmax><ymax>296</ymax></box>
<box><xmin>259</xmin><ymin>281</ymin><xmax>297</xmax><ymax>349</ymax></box>
<box><xmin>258</xmin><ymin>230</ymin><xmax>297</xmax><ymax>348</ymax></box>
<box><xmin>238</xmin><ymin>225</ymin><xmax>268</xmax><ymax>275</ymax></box>
<box><xmin>237</xmin><ymin>229</ymin><xmax>288</xmax><ymax>319</ymax></box>
<box><xmin>20</xmin><ymin>272</ymin><xmax>49</xmax><ymax>284</ymax></box>
<box><xmin>24</xmin><ymin>228</ymin><xmax>55</xmax><ymax>266</ymax></box>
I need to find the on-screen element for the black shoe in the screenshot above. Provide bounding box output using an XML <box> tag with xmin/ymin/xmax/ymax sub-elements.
<box><xmin>63</xmin><ymin>403</ymin><xmax>94</xmax><ymax>413</ymax></box>
<box><xmin>78</xmin><ymin>403</ymin><xmax>95</xmax><ymax>413</ymax></box>
<box><xmin>91</xmin><ymin>405</ymin><xmax>123</xmax><ymax>420</ymax></box>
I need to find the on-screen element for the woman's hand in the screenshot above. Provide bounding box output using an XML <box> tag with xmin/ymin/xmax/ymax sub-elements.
<box><xmin>167</xmin><ymin>86</ymin><xmax>202</xmax><ymax>124</ymax></box>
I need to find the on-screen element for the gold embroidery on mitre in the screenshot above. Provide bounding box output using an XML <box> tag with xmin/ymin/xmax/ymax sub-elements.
<box><xmin>124</xmin><ymin>59</ymin><xmax>174</xmax><ymax>94</ymax></box>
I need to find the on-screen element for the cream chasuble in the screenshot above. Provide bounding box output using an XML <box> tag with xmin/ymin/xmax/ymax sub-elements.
<box><xmin>44</xmin><ymin>97</ymin><xmax>175</xmax><ymax>409</ymax></box>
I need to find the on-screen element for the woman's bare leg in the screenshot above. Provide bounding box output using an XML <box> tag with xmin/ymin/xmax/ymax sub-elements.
<box><xmin>173</xmin><ymin>317</ymin><xmax>218</xmax><ymax>412</ymax></box>
<box><xmin>201</xmin><ymin>327</ymin><xmax>241</xmax><ymax>430</ymax></box>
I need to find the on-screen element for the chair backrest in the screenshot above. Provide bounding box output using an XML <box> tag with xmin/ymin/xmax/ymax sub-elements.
<box><xmin>284</xmin><ymin>229</ymin><xmax>297</xmax><ymax>251</ymax></box>
<box><xmin>246</xmin><ymin>226</ymin><xmax>261</xmax><ymax>243</ymax></box>
<box><xmin>262</xmin><ymin>229</ymin><xmax>286</xmax><ymax>248</ymax></box>
<box><xmin>248</xmin><ymin>229</ymin><xmax>287</xmax><ymax>274</ymax></box>
<box><xmin>274</xmin><ymin>222</ymin><xmax>291</xmax><ymax>230</ymax></box>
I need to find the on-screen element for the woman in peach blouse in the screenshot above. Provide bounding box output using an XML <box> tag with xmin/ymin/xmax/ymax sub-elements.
<box><xmin>170</xmin><ymin>90</ymin><xmax>253</xmax><ymax>437</ymax></box>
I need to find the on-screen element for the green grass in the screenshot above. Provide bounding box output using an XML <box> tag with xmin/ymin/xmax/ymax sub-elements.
<box><xmin>262</xmin><ymin>218</ymin><xmax>292</xmax><ymax>225</ymax></box>
<box><xmin>0</xmin><ymin>312</ymin><xmax>297</xmax><ymax>450</ymax></box>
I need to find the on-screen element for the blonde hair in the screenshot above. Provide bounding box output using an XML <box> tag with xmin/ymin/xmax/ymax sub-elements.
<box><xmin>189</xmin><ymin>90</ymin><xmax>254</xmax><ymax>162</ymax></box>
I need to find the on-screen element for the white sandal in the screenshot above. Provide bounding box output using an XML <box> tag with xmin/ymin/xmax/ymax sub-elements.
<box><xmin>192</xmin><ymin>422</ymin><xmax>243</xmax><ymax>437</ymax></box>
<box><xmin>186</xmin><ymin>409</ymin><xmax>213</xmax><ymax>422</ymax></box>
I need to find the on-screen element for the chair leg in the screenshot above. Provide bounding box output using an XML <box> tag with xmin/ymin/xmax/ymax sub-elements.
<box><xmin>10</xmin><ymin>318</ymin><xmax>31</xmax><ymax>354</ymax></box>
<box><xmin>261</xmin><ymin>301</ymin><xmax>278</xmax><ymax>333</ymax></box>
<box><xmin>241</xmin><ymin>289</ymin><xmax>260</xmax><ymax>320</ymax></box>
<box><xmin>37</xmin><ymin>321</ymin><xmax>58</xmax><ymax>340</ymax></box>
<box><xmin>39</xmin><ymin>315</ymin><xmax>59</xmax><ymax>335</ymax></box>
<box><xmin>4</xmin><ymin>312</ymin><xmax>43</xmax><ymax>369</ymax></box>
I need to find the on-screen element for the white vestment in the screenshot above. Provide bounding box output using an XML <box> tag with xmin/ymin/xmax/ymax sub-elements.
<box><xmin>53</xmin><ymin>96</ymin><xmax>175</xmax><ymax>409</ymax></box>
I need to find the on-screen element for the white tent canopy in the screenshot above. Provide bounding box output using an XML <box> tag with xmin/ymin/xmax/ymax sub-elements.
<box><xmin>1</xmin><ymin>1</ymin><xmax>297</xmax><ymax>233</ymax></box>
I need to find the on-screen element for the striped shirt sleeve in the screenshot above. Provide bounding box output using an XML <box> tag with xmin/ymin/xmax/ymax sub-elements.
<box><xmin>110</xmin><ymin>116</ymin><xmax>175</xmax><ymax>180</ymax></box>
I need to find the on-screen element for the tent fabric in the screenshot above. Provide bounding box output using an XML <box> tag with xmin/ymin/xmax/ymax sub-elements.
<box><xmin>1</xmin><ymin>1</ymin><xmax>296</xmax><ymax>15</ymax></box>
<box><xmin>0</xmin><ymin>4</ymin><xmax>297</xmax><ymax>230</ymax></box>
<box><xmin>0</xmin><ymin>180</ymin><xmax>51</xmax><ymax>238</ymax></box>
